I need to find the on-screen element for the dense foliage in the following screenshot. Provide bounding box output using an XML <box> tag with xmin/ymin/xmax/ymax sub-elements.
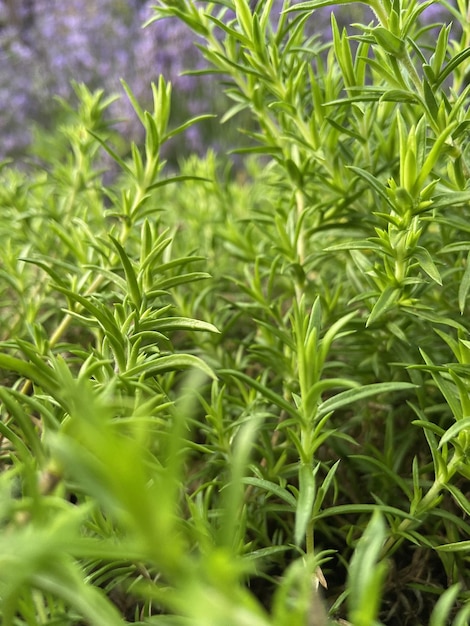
<box><xmin>0</xmin><ymin>1</ymin><xmax>469</xmax><ymax>625</ymax></box>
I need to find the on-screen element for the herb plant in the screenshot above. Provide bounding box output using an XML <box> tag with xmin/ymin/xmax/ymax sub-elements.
<box><xmin>0</xmin><ymin>1</ymin><xmax>469</xmax><ymax>625</ymax></box>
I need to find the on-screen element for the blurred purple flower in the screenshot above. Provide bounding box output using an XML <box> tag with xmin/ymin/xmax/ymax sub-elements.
<box><xmin>0</xmin><ymin>0</ymin><xmax>219</xmax><ymax>157</ymax></box>
<box><xmin>0</xmin><ymin>0</ymin><xmax>458</xmax><ymax>160</ymax></box>
<box><xmin>419</xmin><ymin>1</ymin><xmax>451</xmax><ymax>23</ymax></box>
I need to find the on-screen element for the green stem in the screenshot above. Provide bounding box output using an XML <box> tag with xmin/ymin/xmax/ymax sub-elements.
<box><xmin>294</xmin><ymin>189</ymin><xmax>306</xmax><ymax>302</ymax></box>
<box><xmin>380</xmin><ymin>451</ymin><xmax>463</xmax><ymax>558</ymax></box>
<box><xmin>306</xmin><ymin>518</ymin><xmax>314</xmax><ymax>556</ymax></box>
<box><xmin>370</xmin><ymin>0</ymin><xmax>390</xmax><ymax>28</ymax></box>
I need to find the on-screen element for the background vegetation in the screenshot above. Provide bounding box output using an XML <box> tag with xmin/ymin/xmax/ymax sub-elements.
<box><xmin>0</xmin><ymin>1</ymin><xmax>469</xmax><ymax>625</ymax></box>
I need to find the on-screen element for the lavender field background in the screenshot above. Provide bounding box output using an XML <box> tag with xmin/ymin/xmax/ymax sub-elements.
<box><xmin>1</xmin><ymin>0</ymin><xmax>447</xmax><ymax>161</ymax></box>
<box><xmin>0</xmin><ymin>0</ymin><xmax>213</xmax><ymax>159</ymax></box>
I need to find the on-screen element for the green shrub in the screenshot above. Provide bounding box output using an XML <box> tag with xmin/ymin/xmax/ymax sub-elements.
<box><xmin>0</xmin><ymin>1</ymin><xmax>469</xmax><ymax>624</ymax></box>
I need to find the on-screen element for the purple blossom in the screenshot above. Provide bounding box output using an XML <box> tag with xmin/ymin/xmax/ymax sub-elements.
<box><xmin>0</xmin><ymin>0</ymin><xmax>217</xmax><ymax>157</ymax></box>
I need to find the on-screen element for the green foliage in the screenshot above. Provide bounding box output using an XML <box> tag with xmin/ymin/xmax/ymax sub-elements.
<box><xmin>1</xmin><ymin>1</ymin><xmax>470</xmax><ymax>624</ymax></box>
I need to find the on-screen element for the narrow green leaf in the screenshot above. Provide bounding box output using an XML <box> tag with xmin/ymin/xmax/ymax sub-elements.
<box><xmin>317</xmin><ymin>382</ymin><xmax>416</xmax><ymax>418</ymax></box>
<box><xmin>205</xmin><ymin>14</ymin><xmax>251</xmax><ymax>45</ymax></box>
<box><xmin>438</xmin><ymin>417</ymin><xmax>470</xmax><ymax>448</ymax></box>
<box><xmin>433</xmin><ymin>190</ymin><xmax>470</xmax><ymax>209</ymax></box>
<box><xmin>241</xmin><ymin>477</ymin><xmax>297</xmax><ymax>508</ymax></box>
<box><xmin>411</xmin><ymin>420</ymin><xmax>445</xmax><ymax>438</ymax></box>
<box><xmin>348</xmin><ymin>511</ymin><xmax>388</xmax><ymax>626</ymax></box>
<box><xmin>21</xmin><ymin>257</ymin><xmax>67</xmax><ymax>286</ymax></box>
<box><xmin>203</xmin><ymin>48</ymin><xmax>265</xmax><ymax>78</ymax></box>
<box><xmin>439</xmin><ymin>241</ymin><xmax>470</xmax><ymax>254</ymax></box>
<box><xmin>87</xmin><ymin>130</ymin><xmax>133</xmax><ymax>177</ymax></box>
<box><xmin>121</xmin><ymin>78</ymin><xmax>145</xmax><ymax>125</ymax></box>
<box><xmin>459</xmin><ymin>251</ymin><xmax>470</xmax><ymax>314</ymax></box>
<box><xmin>233</xmin><ymin>0</ymin><xmax>253</xmax><ymax>37</ymax></box>
<box><xmin>130</xmin><ymin>142</ymin><xmax>144</xmax><ymax>181</ymax></box>
<box><xmin>454</xmin><ymin>603</ymin><xmax>470</xmax><ymax>626</ymax></box>
<box><xmin>444</xmin><ymin>484</ymin><xmax>470</xmax><ymax>516</ymax></box>
<box><xmin>435</xmin><ymin>47</ymin><xmax>470</xmax><ymax>87</ymax></box>
<box><xmin>313</xmin><ymin>460</ymin><xmax>340</xmax><ymax>514</ymax></box>
<box><xmin>320</xmin><ymin>310</ymin><xmax>357</xmax><ymax>362</ymax></box>
<box><xmin>423</xmin><ymin>79</ymin><xmax>439</xmax><ymax>120</ymax></box>
<box><xmin>219</xmin><ymin>369</ymin><xmax>301</xmax><ymax>419</ymax></box>
<box><xmin>0</xmin><ymin>353</ymin><xmax>58</xmax><ymax>394</ymax></box>
<box><xmin>295</xmin><ymin>464</ymin><xmax>316</xmax><ymax>546</ymax></box>
<box><xmin>259</xmin><ymin>0</ymin><xmax>275</xmax><ymax>32</ymax></box>
<box><xmin>123</xmin><ymin>354</ymin><xmax>217</xmax><ymax>380</ymax></box>
<box><xmin>429</xmin><ymin>584</ymin><xmax>461</xmax><ymax>626</ymax></box>
<box><xmin>53</xmin><ymin>287</ymin><xmax>127</xmax><ymax>370</ymax></box>
<box><xmin>145</xmin><ymin>110</ymin><xmax>161</xmax><ymax>155</ymax></box>
<box><xmin>163</xmin><ymin>114</ymin><xmax>216</xmax><ymax>143</ymax></box>
<box><xmin>423</xmin><ymin>422</ymin><xmax>448</xmax><ymax>482</ymax></box>
<box><xmin>53</xmin><ymin>286</ymin><xmax>121</xmax><ymax>341</ymax></box>
<box><xmin>109</xmin><ymin>236</ymin><xmax>142</xmax><ymax>309</ymax></box>
<box><xmin>140</xmin><ymin>236</ymin><xmax>172</xmax><ymax>273</ymax></box>
<box><xmin>147</xmin><ymin>174</ymin><xmax>212</xmax><ymax>191</ymax></box>
<box><xmin>155</xmin><ymin>272</ymin><xmax>211</xmax><ymax>291</ymax></box>
<box><xmin>415</xmin><ymin>122</ymin><xmax>458</xmax><ymax>191</ymax></box>
<box><xmin>0</xmin><ymin>420</ymin><xmax>32</xmax><ymax>461</ymax></box>
<box><xmin>372</xmin><ymin>27</ymin><xmax>404</xmax><ymax>56</ymax></box>
<box><xmin>324</xmin><ymin>240</ymin><xmax>383</xmax><ymax>252</ymax></box>
<box><xmin>285</xmin><ymin>159</ymin><xmax>303</xmax><ymax>187</ymax></box>
<box><xmin>0</xmin><ymin>388</ymin><xmax>43</xmax><ymax>460</ymax></box>
<box><xmin>142</xmin><ymin>316</ymin><xmax>220</xmax><ymax>334</ymax></box>
<box><xmin>367</xmin><ymin>287</ymin><xmax>401</xmax><ymax>327</ymax></box>
<box><xmin>436</xmin><ymin>541</ymin><xmax>470</xmax><ymax>552</ymax></box>
<box><xmin>404</xmin><ymin>307</ymin><xmax>466</xmax><ymax>331</ymax></box>
<box><xmin>299</xmin><ymin>503</ymin><xmax>417</xmax><ymax>522</ymax></box>
<box><xmin>243</xmin><ymin>546</ymin><xmax>291</xmax><ymax>561</ymax></box>
<box><xmin>412</xmin><ymin>247</ymin><xmax>442</xmax><ymax>285</ymax></box>
<box><xmin>332</xmin><ymin>14</ymin><xmax>355</xmax><ymax>87</ymax></box>
<box><xmin>348</xmin><ymin>166</ymin><xmax>395</xmax><ymax>208</ymax></box>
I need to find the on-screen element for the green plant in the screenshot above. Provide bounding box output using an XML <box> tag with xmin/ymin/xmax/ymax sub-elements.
<box><xmin>0</xmin><ymin>1</ymin><xmax>469</xmax><ymax>624</ymax></box>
